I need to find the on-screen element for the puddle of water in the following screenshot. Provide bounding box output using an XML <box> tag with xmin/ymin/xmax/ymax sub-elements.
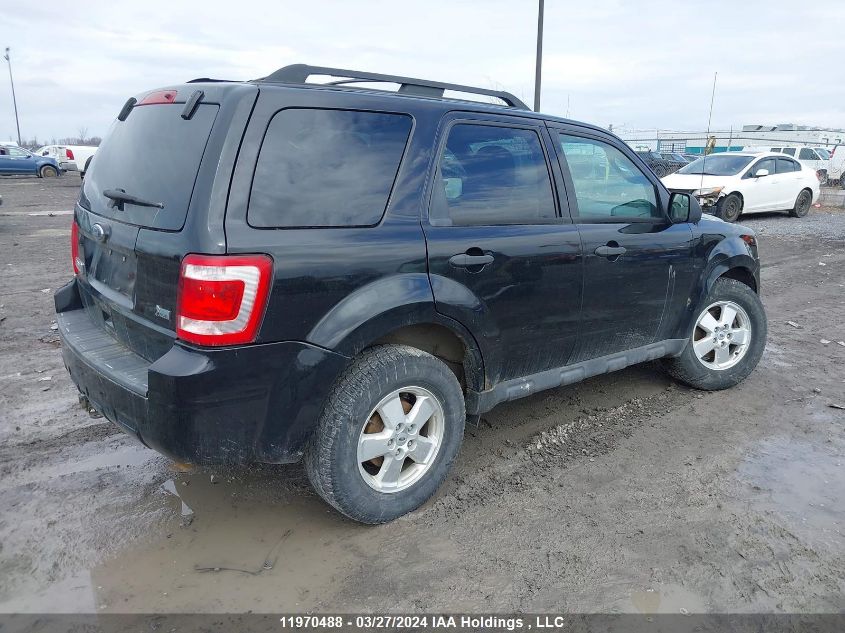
<box><xmin>736</xmin><ymin>433</ymin><xmax>844</xmax><ymax>544</ymax></box>
<box><xmin>626</xmin><ymin>584</ymin><xmax>707</xmax><ymax>614</ymax></box>
<box><xmin>160</xmin><ymin>479</ymin><xmax>194</xmax><ymax>519</ymax></box>
<box><xmin>87</xmin><ymin>468</ymin><xmax>363</xmax><ymax>613</ymax></box>
<box><xmin>0</xmin><ymin>442</ymin><xmax>159</xmax><ymax>490</ymax></box>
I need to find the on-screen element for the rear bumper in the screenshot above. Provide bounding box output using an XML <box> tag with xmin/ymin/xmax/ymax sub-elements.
<box><xmin>55</xmin><ymin>279</ymin><xmax>348</xmax><ymax>464</ymax></box>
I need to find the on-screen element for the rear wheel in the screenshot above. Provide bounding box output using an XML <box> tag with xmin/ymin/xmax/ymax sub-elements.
<box><xmin>790</xmin><ymin>189</ymin><xmax>812</xmax><ymax>217</ymax></box>
<box><xmin>715</xmin><ymin>193</ymin><xmax>742</xmax><ymax>222</ymax></box>
<box><xmin>305</xmin><ymin>344</ymin><xmax>465</xmax><ymax>524</ymax></box>
<box><xmin>39</xmin><ymin>165</ymin><xmax>58</xmax><ymax>178</ymax></box>
<box><xmin>662</xmin><ymin>278</ymin><xmax>766</xmax><ymax>391</ymax></box>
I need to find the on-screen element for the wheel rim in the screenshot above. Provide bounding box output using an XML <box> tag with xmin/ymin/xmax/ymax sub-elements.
<box><xmin>796</xmin><ymin>191</ymin><xmax>810</xmax><ymax>215</ymax></box>
<box><xmin>724</xmin><ymin>198</ymin><xmax>740</xmax><ymax>221</ymax></box>
<box><xmin>692</xmin><ymin>300</ymin><xmax>752</xmax><ymax>371</ymax></box>
<box><xmin>357</xmin><ymin>386</ymin><xmax>445</xmax><ymax>494</ymax></box>
<box><xmin>42</xmin><ymin>167</ymin><xmax>57</xmax><ymax>177</ymax></box>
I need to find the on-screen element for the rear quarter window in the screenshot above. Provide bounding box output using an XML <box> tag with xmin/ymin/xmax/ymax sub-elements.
<box><xmin>248</xmin><ymin>108</ymin><xmax>412</xmax><ymax>228</ymax></box>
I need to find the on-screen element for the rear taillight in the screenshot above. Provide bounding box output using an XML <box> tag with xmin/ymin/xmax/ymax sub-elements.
<box><xmin>65</xmin><ymin>148</ymin><xmax>74</xmax><ymax>160</ymax></box>
<box><xmin>71</xmin><ymin>221</ymin><xmax>81</xmax><ymax>275</ymax></box>
<box><xmin>176</xmin><ymin>254</ymin><xmax>273</xmax><ymax>346</ymax></box>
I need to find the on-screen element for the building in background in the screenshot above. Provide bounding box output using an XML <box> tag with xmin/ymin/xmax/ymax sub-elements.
<box><xmin>618</xmin><ymin>124</ymin><xmax>844</xmax><ymax>155</ymax></box>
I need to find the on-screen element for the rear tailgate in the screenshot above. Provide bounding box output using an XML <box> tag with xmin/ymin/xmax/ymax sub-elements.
<box><xmin>73</xmin><ymin>83</ymin><xmax>258</xmax><ymax>362</ymax></box>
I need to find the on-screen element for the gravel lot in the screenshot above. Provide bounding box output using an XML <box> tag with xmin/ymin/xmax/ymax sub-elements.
<box><xmin>1</xmin><ymin>176</ymin><xmax>843</xmax><ymax>615</ymax></box>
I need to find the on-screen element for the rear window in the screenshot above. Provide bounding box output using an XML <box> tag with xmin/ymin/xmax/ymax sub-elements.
<box><xmin>248</xmin><ymin>108</ymin><xmax>412</xmax><ymax>228</ymax></box>
<box><xmin>81</xmin><ymin>103</ymin><xmax>219</xmax><ymax>231</ymax></box>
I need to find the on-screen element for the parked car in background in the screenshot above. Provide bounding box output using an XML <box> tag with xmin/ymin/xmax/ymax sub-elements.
<box><xmin>56</xmin><ymin>63</ymin><xmax>767</xmax><ymax>524</ymax></box>
<box><xmin>660</xmin><ymin>152</ymin><xmax>691</xmax><ymax>164</ymax></box>
<box><xmin>635</xmin><ymin>150</ymin><xmax>686</xmax><ymax>176</ymax></box>
<box><xmin>0</xmin><ymin>144</ymin><xmax>61</xmax><ymax>177</ymax></box>
<box><xmin>828</xmin><ymin>144</ymin><xmax>844</xmax><ymax>186</ymax></box>
<box><xmin>36</xmin><ymin>144</ymin><xmax>99</xmax><ymax>179</ymax></box>
<box><xmin>748</xmin><ymin>146</ymin><xmax>831</xmax><ymax>185</ymax></box>
<box><xmin>662</xmin><ymin>151</ymin><xmax>820</xmax><ymax>222</ymax></box>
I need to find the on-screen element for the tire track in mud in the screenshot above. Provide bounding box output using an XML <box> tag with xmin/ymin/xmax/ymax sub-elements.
<box><xmin>414</xmin><ymin>384</ymin><xmax>698</xmax><ymax>524</ymax></box>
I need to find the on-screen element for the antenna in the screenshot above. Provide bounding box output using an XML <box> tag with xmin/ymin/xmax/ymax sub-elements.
<box><xmin>701</xmin><ymin>71</ymin><xmax>718</xmax><ymax>190</ymax></box>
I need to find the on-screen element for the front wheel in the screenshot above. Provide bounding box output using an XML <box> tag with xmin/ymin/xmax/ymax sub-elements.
<box><xmin>39</xmin><ymin>165</ymin><xmax>58</xmax><ymax>178</ymax></box>
<box><xmin>715</xmin><ymin>193</ymin><xmax>742</xmax><ymax>222</ymax></box>
<box><xmin>662</xmin><ymin>278</ymin><xmax>767</xmax><ymax>390</ymax></box>
<box><xmin>305</xmin><ymin>344</ymin><xmax>465</xmax><ymax>524</ymax></box>
<box><xmin>790</xmin><ymin>189</ymin><xmax>812</xmax><ymax>217</ymax></box>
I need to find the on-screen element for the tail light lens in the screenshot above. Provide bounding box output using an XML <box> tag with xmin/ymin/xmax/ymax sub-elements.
<box><xmin>176</xmin><ymin>254</ymin><xmax>273</xmax><ymax>346</ymax></box>
<box><xmin>71</xmin><ymin>220</ymin><xmax>81</xmax><ymax>275</ymax></box>
<box><xmin>66</xmin><ymin>148</ymin><xmax>75</xmax><ymax>160</ymax></box>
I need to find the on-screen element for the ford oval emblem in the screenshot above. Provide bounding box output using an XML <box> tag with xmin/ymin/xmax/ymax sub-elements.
<box><xmin>91</xmin><ymin>223</ymin><xmax>108</xmax><ymax>242</ymax></box>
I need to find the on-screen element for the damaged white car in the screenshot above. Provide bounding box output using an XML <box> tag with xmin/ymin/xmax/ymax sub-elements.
<box><xmin>662</xmin><ymin>152</ymin><xmax>820</xmax><ymax>222</ymax></box>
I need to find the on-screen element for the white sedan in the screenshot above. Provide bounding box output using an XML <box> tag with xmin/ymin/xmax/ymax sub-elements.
<box><xmin>662</xmin><ymin>152</ymin><xmax>820</xmax><ymax>222</ymax></box>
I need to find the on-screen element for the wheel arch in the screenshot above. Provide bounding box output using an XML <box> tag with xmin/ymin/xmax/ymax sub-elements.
<box><xmin>305</xmin><ymin>273</ymin><xmax>486</xmax><ymax>393</ymax></box>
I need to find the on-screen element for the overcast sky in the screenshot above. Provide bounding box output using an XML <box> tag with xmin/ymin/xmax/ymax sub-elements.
<box><xmin>2</xmin><ymin>0</ymin><xmax>843</xmax><ymax>142</ymax></box>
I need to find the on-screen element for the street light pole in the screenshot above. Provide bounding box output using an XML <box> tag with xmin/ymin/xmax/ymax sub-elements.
<box><xmin>533</xmin><ymin>0</ymin><xmax>544</xmax><ymax>112</ymax></box>
<box><xmin>4</xmin><ymin>47</ymin><xmax>22</xmax><ymax>146</ymax></box>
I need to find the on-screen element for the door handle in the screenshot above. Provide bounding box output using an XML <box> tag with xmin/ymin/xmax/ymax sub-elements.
<box><xmin>449</xmin><ymin>253</ymin><xmax>494</xmax><ymax>268</ymax></box>
<box><xmin>594</xmin><ymin>244</ymin><xmax>627</xmax><ymax>258</ymax></box>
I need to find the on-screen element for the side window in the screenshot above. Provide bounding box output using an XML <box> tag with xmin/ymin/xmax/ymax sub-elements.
<box><xmin>781</xmin><ymin>148</ymin><xmax>796</xmax><ymax>156</ymax></box>
<box><xmin>776</xmin><ymin>158</ymin><xmax>799</xmax><ymax>173</ymax></box>
<box><xmin>753</xmin><ymin>158</ymin><xmax>776</xmax><ymax>175</ymax></box>
<box><xmin>798</xmin><ymin>148</ymin><xmax>817</xmax><ymax>161</ymax></box>
<box><xmin>430</xmin><ymin>123</ymin><xmax>556</xmax><ymax>226</ymax></box>
<box><xmin>248</xmin><ymin>109</ymin><xmax>412</xmax><ymax>228</ymax></box>
<box><xmin>558</xmin><ymin>134</ymin><xmax>659</xmax><ymax>220</ymax></box>
<box><xmin>8</xmin><ymin>147</ymin><xmax>27</xmax><ymax>157</ymax></box>
<box><xmin>771</xmin><ymin>148</ymin><xmax>782</xmax><ymax>152</ymax></box>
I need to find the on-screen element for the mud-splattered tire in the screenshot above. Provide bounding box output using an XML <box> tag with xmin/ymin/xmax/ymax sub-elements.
<box><xmin>715</xmin><ymin>193</ymin><xmax>742</xmax><ymax>222</ymax></box>
<box><xmin>305</xmin><ymin>344</ymin><xmax>465</xmax><ymax>524</ymax></box>
<box><xmin>662</xmin><ymin>278</ymin><xmax>766</xmax><ymax>391</ymax></box>
<box><xmin>39</xmin><ymin>165</ymin><xmax>58</xmax><ymax>178</ymax></box>
<box><xmin>789</xmin><ymin>189</ymin><xmax>812</xmax><ymax>218</ymax></box>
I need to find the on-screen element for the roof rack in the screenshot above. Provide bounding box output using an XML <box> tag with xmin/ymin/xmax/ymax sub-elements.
<box><xmin>257</xmin><ymin>64</ymin><xmax>529</xmax><ymax>110</ymax></box>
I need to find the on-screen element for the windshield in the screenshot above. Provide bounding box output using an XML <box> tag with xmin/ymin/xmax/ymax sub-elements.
<box><xmin>814</xmin><ymin>148</ymin><xmax>830</xmax><ymax>159</ymax></box>
<box><xmin>677</xmin><ymin>154</ymin><xmax>754</xmax><ymax>176</ymax></box>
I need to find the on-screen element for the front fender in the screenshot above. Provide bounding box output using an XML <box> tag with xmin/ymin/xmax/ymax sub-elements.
<box><xmin>672</xmin><ymin>233</ymin><xmax>759</xmax><ymax>339</ymax></box>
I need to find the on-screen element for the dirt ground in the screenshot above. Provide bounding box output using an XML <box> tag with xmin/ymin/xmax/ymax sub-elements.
<box><xmin>0</xmin><ymin>176</ymin><xmax>843</xmax><ymax>614</ymax></box>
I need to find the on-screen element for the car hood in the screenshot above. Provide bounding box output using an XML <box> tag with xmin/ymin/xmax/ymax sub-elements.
<box><xmin>661</xmin><ymin>173</ymin><xmax>734</xmax><ymax>191</ymax></box>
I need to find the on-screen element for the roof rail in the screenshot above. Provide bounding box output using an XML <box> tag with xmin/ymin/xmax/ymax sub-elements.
<box><xmin>258</xmin><ymin>64</ymin><xmax>529</xmax><ymax>110</ymax></box>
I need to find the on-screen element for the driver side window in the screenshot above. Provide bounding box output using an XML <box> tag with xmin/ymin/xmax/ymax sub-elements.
<box><xmin>558</xmin><ymin>134</ymin><xmax>659</xmax><ymax>220</ymax></box>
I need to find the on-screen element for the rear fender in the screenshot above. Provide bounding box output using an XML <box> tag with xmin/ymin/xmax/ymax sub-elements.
<box><xmin>306</xmin><ymin>273</ymin><xmax>485</xmax><ymax>392</ymax></box>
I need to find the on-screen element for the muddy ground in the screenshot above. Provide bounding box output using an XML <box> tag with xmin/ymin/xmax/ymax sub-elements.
<box><xmin>0</xmin><ymin>176</ymin><xmax>843</xmax><ymax>614</ymax></box>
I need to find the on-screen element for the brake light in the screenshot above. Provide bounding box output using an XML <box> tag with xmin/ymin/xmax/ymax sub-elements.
<box><xmin>138</xmin><ymin>90</ymin><xmax>177</xmax><ymax>106</ymax></box>
<box><xmin>176</xmin><ymin>254</ymin><xmax>273</xmax><ymax>346</ymax></box>
<box><xmin>66</xmin><ymin>148</ymin><xmax>74</xmax><ymax>160</ymax></box>
<box><xmin>71</xmin><ymin>220</ymin><xmax>81</xmax><ymax>275</ymax></box>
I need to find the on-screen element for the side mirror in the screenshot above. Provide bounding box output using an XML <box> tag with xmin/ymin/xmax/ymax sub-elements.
<box><xmin>754</xmin><ymin>168</ymin><xmax>769</xmax><ymax>177</ymax></box>
<box><xmin>669</xmin><ymin>192</ymin><xmax>702</xmax><ymax>224</ymax></box>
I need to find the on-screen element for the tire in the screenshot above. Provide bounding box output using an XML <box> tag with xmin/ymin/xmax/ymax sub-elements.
<box><xmin>715</xmin><ymin>193</ymin><xmax>742</xmax><ymax>223</ymax></box>
<box><xmin>39</xmin><ymin>165</ymin><xmax>58</xmax><ymax>178</ymax></box>
<box><xmin>662</xmin><ymin>277</ymin><xmax>766</xmax><ymax>391</ymax></box>
<box><xmin>789</xmin><ymin>189</ymin><xmax>812</xmax><ymax>217</ymax></box>
<box><xmin>305</xmin><ymin>344</ymin><xmax>465</xmax><ymax>524</ymax></box>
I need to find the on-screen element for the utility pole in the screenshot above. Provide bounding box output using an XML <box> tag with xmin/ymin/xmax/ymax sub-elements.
<box><xmin>4</xmin><ymin>47</ymin><xmax>21</xmax><ymax>146</ymax></box>
<box><xmin>533</xmin><ymin>0</ymin><xmax>544</xmax><ymax>112</ymax></box>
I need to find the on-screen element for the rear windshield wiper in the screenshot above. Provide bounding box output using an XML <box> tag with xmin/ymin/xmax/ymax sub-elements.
<box><xmin>103</xmin><ymin>188</ymin><xmax>164</xmax><ymax>210</ymax></box>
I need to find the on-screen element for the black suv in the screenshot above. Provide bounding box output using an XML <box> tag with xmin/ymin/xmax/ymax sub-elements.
<box><xmin>56</xmin><ymin>64</ymin><xmax>767</xmax><ymax>524</ymax></box>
